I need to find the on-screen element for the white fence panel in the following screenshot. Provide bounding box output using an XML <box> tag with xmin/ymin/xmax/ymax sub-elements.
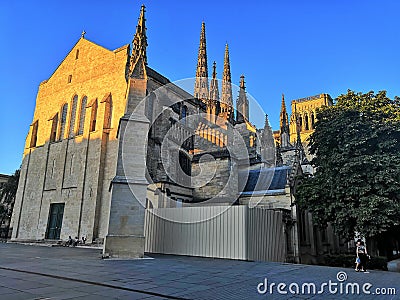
<box><xmin>144</xmin><ymin>206</ymin><xmax>286</xmax><ymax>262</ymax></box>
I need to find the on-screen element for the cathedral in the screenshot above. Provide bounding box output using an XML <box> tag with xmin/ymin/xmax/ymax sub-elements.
<box><xmin>11</xmin><ymin>5</ymin><xmax>343</xmax><ymax>262</ymax></box>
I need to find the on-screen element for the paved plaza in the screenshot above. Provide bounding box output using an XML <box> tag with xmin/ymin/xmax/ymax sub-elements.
<box><xmin>0</xmin><ymin>243</ymin><xmax>398</xmax><ymax>299</ymax></box>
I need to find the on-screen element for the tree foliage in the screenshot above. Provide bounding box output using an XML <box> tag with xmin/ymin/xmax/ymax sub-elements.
<box><xmin>295</xmin><ymin>90</ymin><xmax>400</xmax><ymax>240</ymax></box>
<box><xmin>0</xmin><ymin>169</ymin><xmax>20</xmax><ymax>231</ymax></box>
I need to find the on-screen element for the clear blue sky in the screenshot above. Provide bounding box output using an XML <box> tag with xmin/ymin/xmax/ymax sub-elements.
<box><xmin>1</xmin><ymin>0</ymin><xmax>400</xmax><ymax>174</ymax></box>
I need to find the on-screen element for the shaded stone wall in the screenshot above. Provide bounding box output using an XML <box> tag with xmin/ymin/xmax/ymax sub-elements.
<box><xmin>192</xmin><ymin>155</ymin><xmax>236</xmax><ymax>202</ymax></box>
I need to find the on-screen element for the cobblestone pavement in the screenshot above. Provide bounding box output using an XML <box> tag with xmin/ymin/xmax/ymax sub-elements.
<box><xmin>0</xmin><ymin>243</ymin><xmax>399</xmax><ymax>299</ymax></box>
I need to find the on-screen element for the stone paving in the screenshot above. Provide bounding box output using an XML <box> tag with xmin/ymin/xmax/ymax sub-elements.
<box><xmin>0</xmin><ymin>243</ymin><xmax>399</xmax><ymax>299</ymax></box>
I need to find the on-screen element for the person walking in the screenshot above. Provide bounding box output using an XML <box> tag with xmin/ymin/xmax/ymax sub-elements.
<box><xmin>356</xmin><ymin>239</ymin><xmax>369</xmax><ymax>272</ymax></box>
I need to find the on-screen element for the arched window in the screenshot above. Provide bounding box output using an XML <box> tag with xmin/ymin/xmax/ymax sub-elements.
<box><xmin>298</xmin><ymin>115</ymin><xmax>302</xmax><ymax>130</ymax></box>
<box><xmin>311</xmin><ymin>112</ymin><xmax>315</xmax><ymax>129</ymax></box>
<box><xmin>180</xmin><ymin>105</ymin><xmax>187</xmax><ymax>124</ymax></box>
<box><xmin>50</xmin><ymin>113</ymin><xmax>58</xmax><ymax>142</ymax></box>
<box><xmin>59</xmin><ymin>103</ymin><xmax>68</xmax><ymax>140</ymax></box>
<box><xmin>77</xmin><ymin>96</ymin><xmax>87</xmax><ymax>135</ymax></box>
<box><xmin>305</xmin><ymin>114</ymin><xmax>309</xmax><ymax>131</ymax></box>
<box><xmin>179</xmin><ymin>150</ymin><xmax>191</xmax><ymax>176</ymax></box>
<box><xmin>90</xmin><ymin>99</ymin><xmax>98</xmax><ymax>132</ymax></box>
<box><xmin>30</xmin><ymin>120</ymin><xmax>39</xmax><ymax>148</ymax></box>
<box><xmin>69</xmin><ymin>95</ymin><xmax>78</xmax><ymax>137</ymax></box>
<box><xmin>103</xmin><ymin>98</ymin><xmax>113</xmax><ymax>129</ymax></box>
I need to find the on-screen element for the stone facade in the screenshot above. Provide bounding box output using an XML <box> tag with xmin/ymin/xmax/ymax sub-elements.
<box><xmin>12</xmin><ymin>37</ymin><xmax>129</xmax><ymax>242</ymax></box>
<box><xmin>289</xmin><ymin>93</ymin><xmax>333</xmax><ymax>144</ymax></box>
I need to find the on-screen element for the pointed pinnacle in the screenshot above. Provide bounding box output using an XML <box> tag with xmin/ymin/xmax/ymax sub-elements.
<box><xmin>264</xmin><ymin>114</ymin><xmax>270</xmax><ymax>128</ymax></box>
<box><xmin>200</xmin><ymin>22</ymin><xmax>206</xmax><ymax>41</ymax></box>
<box><xmin>281</xmin><ymin>94</ymin><xmax>286</xmax><ymax>112</ymax></box>
<box><xmin>212</xmin><ymin>61</ymin><xmax>217</xmax><ymax>78</ymax></box>
<box><xmin>195</xmin><ymin>22</ymin><xmax>208</xmax><ymax>78</ymax></box>
<box><xmin>194</xmin><ymin>21</ymin><xmax>209</xmax><ymax>99</ymax></box>
<box><xmin>138</xmin><ymin>5</ymin><xmax>146</xmax><ymax>28</ymax></box>
<box><xmin>240</xmin><ymin>75</ymin><xmax>245</xmax><ymax>89</ymax></box>
<box><xmin>129</xmin><ymin>4</ymin><xmax>148</xmax><ymax>75</ymax></box>
<box><xmin>223</xmin><ymin>43</ymin><xmax>231</xmax><ymax>82</ymax></box>
<box><xmin>224</xmin><ymin>43</ymin><xmax>230</xmax><ymax>62</ymax></box>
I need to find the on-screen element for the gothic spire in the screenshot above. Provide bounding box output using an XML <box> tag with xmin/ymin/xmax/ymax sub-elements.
<box><xmin>260</xmin><ymin>114</ymin><xmax>276</xmax><ymax>167</ymax></box>
<box><xmin>220</xmin><ymin>44</ymin><xmax>233</xmax><ymax>121</ymax></box>
<box><xmin>262</xmin><ymin>114</ymin><xmax>275</xmax><ymax>147</ymax></box>
<box><xmin>279</xmin><ymin>93</ymin><xmax>290</xmax><ymax>148</ymax></box>
<box><xmin>236</xmin><ymin>74</ymin><xmax>249</xmax><ymax>123</ymax></box>
<box><xmin>264</xmin><ymin>113</ymin><xmax>270</xmax><ymax>128</ymax></box>
<box><xmin>209</xmin><ymin>61</ymin><xmax>219</xmax><ymax>101</ymax></box>
<box><xmin>280</xmin><ymin>94</ymin><xmax>289</xmax><ymax>130</ymax></box>
<box><xmin>221</xmin><ymin>44</ymin><xmax>233</xmax><ymax>105</ymax></box>
<box><xmin>207</xmin><ymin>61</ymin><xmax>220</xmax><ymax>122</ymax></box>
<box><xmin>194</xmin><ymin>22</ymin><xmax>209</xmax><ymax>102</ymax></box>
<box><xmin>129</xmin><ymin>5</ymin><xmax>148</xmax><ymax>78</ymax></box>
<box><xmin>223</xmin><ymin>44</ymin><xmax>231</xmax><ymax>82</ymax></box>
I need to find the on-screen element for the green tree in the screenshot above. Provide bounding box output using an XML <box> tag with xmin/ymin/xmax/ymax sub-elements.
<box><xmin>295</xmin><ymin>90</ymin><xmax>400</xmax><ymax>240</ymax></box>
<box><xmin>0</xmin><ymin>169</ymin><xmax>20</xmax><ymax>237</ymax></box>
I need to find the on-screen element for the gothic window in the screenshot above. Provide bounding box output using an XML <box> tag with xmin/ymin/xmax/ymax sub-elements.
<box><xmin>69</xmin><ymin>95</ymin><xmax>78</xmax><ymax>137</ymax></box>
<box><xmin>59</xmin><ymin>103</ymin><xmax>68</xmax><ymax>140</ymax></box>
<box><xmin>75</xmin><ymin>49</ymin><xmax>79</xmax><ymax>59</ymax></box>
<box><xmin>305</xmin><ymin>114</ymin><xmax>309</xmax><ymax>131</ymax></box>
<box><xmin>311</xmin><ymin>112</ymin><xmax>315</xmax><ymax>129</ymax></box>
<box><xmin>103</xmin><ymin>97</ymin><xmax>113</xmax><ymax>129</ymax></box>
<box><xmin>179</xmin><ymin>150</ymin><xmax>191</xmax><ymax>176</ymax></box>
<box><xmin>68</xmin><ymin>75</ymin><xmax>72</xmax><ymax>83</ymax></box>
<box><xmin>90</xmin><ymin>99</ymin><xmax>98</xmax><ymax>132</ymax></box>
<box><xmin>178</xmin><ymin>150</ymin><xmax>191</xmax><ymax>192</ymax></box>
<box><xmin>180</xmin><ymin>105</ymin><xmax>187</xmax><ymax>124</ymax></box>
<box><xmin>77</xmin><ymin>96</ymin><xmax>87</xmax><ymax>135</ymax></box>
<box><xmin>30</xmin><ymin>120</ymin><xmax>38</xmax><ymax>148</ymax></box>
<box><xmin>298</xmin><ymin>115</ymin><xmax>302</xmax><ymax>130</ymax></box>
<box><xmin>50</xmin><ymin>113</ymin><xmax>58</xmax><ymax>142</ymax></box>
<box><xmin>202</xmin><ymin>82</ymin><xmax>205</xmax><ymax>88</ymax></box>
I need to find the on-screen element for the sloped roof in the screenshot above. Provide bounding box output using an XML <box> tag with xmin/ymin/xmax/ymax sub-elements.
<box><xmin>240</xmin><ymin>166</ymin><xmax>290</xmax><ymax>193</ymax></box>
